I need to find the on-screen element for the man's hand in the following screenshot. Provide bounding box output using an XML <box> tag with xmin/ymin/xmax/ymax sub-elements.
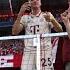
<box><xmin>61</xmin><ymin>11</ymin><xmax>70</xmax><ymax>26</ymax></box>
<box><xmin>18</xmin><ymin>2</ymin><xmax>31</xmax><ymax>17</ymax></box>
<box><xmin>44</xmin><ymin>12</ymin><xmax>63</xmax><ymax>32</ymax></box>
<box><xmin>44</xmin><ymin>12</ymin><xmax>55</xmax><ymax>22</ymax></box>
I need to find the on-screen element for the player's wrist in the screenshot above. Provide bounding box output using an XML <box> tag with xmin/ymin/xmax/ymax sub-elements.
<box><xmin>50</xmin><ymin>17</ymin><xmax>55</xmax><ymax>22</ymax></box>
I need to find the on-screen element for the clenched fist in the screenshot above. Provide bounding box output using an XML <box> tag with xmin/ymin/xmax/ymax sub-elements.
<box><xmin>43</xmin><ymin>12</ymin><xmax>55</xmax><ymax>22</ymax></box>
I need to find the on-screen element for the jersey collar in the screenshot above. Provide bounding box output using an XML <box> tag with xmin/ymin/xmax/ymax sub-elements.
<box><xmin>30</xmin><ymin>11</ymin><xmax>41</xmax><ymax>17</ymax></box>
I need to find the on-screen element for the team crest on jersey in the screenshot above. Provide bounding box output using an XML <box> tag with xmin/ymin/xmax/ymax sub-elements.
<box><xmin>27</xmin><ymin>16</ymin><xmax>32</xmax><ymax>23</ymax></box>
<box><xmin>40</xmin><ymin>18</ymin><xmax>44</xmax><ymax>22</ymax></box>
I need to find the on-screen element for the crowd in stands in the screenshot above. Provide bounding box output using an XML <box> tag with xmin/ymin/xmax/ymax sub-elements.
<box><xmin>0</xmin><ymin>40</ymin><xmax>24</xmax><ymax>55</ymax></box>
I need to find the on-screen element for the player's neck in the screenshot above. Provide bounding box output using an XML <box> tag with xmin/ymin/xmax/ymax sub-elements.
<box><xmin>31</xmin><ymin>8</ymin><xmax>41</xmax><ymax>16</ymax></box>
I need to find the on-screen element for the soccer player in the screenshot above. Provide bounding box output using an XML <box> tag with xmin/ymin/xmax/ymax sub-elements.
<box><xmin>12</xmin><ymin>0</ymin><xmax>63</xmax><ymax>70</ymax></box>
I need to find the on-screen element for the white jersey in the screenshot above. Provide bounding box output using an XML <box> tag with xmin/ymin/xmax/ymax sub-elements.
<box><xmin>20</xmin><ymin>12</ymin><xmax>53</xmax><ymax>47</ymax></box>
<box><xmin>20</xmin><ymin>12</ymin><xmax>54</xmax><ymax>69</ymax></box>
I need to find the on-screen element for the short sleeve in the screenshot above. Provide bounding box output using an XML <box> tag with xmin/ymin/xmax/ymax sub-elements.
<box><xmin>20</xmin><ymin>15</ymin><xmax>28</xmax><ymax>26</ymax></box>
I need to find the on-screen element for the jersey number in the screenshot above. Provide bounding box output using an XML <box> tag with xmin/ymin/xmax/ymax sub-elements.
<box><xmin>41</xmin><ymin>58</ymin><xmax>52</xmax><ymax>67</ymax></box>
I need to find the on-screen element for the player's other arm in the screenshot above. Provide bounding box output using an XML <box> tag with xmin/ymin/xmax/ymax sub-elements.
<box><xmin>12</xmin><ymin>4</ymin><xmax>25</xmax><ymax>35</ymax></box>
<box><xmin>51</xmin><ymin>16</ymin><xmax>63</xmax><ymax>32</ymax></box>
<box><xmin>44</xmin><ymin>12</ymin><xmax>63</xmax><ymax>32</ymax></box>
<box><xmin>12</xmin><ymin>2</ymin><xmax>30</xmax><ymax>35</ymax></box>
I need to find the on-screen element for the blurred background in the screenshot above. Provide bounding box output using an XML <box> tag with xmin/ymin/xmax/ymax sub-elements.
<box><xmin>0</xmin><ymin>0</ymin><xmax>70</xmax><ymax>70</ymax></box>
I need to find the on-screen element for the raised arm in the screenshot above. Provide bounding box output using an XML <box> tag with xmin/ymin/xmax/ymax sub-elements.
<box><xmin>12</xmin><ymin>2</ymin><xmax>30</xmax><ymax>35</ymax></box>
<box><xmin>44</xmin><ymin>12</ymin><xmax>63</xmax><ymax>32</ymax></box>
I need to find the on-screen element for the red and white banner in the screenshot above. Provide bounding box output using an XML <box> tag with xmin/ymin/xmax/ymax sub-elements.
<box><xmin>0</xmin><ymin>54</ymin><xmax>22</xmax><ymax>68</ymax></box>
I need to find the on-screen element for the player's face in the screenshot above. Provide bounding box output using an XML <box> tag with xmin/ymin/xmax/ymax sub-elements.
<box><xmin>30</xmin><ymin>0</ymin><xmax>41</xmax><ymax>8</ymax></box>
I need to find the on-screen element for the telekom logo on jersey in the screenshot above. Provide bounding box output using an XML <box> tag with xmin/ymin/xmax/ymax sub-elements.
<box><xmin>30</xmin><ymin>25</ymin><xmax>39</xmax><ymax>34</ymax></box>
<box><xmin>0</xmin><ymin>55</ymin><xmax>13</xmax><ymax>67</ymax></box>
